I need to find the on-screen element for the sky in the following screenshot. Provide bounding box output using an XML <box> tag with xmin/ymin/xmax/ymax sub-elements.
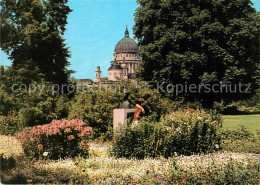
<box><xmin>0</xmin><ymin>0</ymin><xmax>260</xmax><ymax>80</ymax></box>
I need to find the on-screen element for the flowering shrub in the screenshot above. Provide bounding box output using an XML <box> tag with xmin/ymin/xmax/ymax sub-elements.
<box><xmin>161</xmin><ymin>109</ymin><xmax>222</xmax><ymax>156</ymax></box>
<box><xmin>17</xmin><ymin>119</ymin><xmax>92</xmax><ymax>159</ymax></box>
<box><xmin>113</xmin><ymin>109</ymin><xmax>222</xmax><ymax>159</ymax></box>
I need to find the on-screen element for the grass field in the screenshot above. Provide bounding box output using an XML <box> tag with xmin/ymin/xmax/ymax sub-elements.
<box><xmin>222</xmin><ymin>114</ymin><xmax>260</xmax><ymax>135</ymax></box>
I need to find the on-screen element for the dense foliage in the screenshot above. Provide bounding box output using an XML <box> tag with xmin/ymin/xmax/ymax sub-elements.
<box><xmin>16</xmin><ymin>119</ymin><xmax>92</xmax><ymax>160</ymax></box>
<box><xmin>0</xmin><ymin>66</ymin><xmax>71</xmax><ymax>131</ymax></box>
<box><xmin>231</xmin><ymin>89</ymin><xmax>260</xmax><ymax>113</ymax></box>
<box><xmin>0</xmin><ymin>74</ymin><xmax>174</xmax><ymax>137</ymax></box>
<box><xmin>69</xmin><ymin>81</ymin><xmax>174</xmax><ymax>138</ymax></box>
<box><xmin>134</xmin><ymin>0</ymin><xmax>260</xmax><ymax>107</ymax></box>
<box><xmin>0</xmin><ymin>111</ymin><xmax>23</xmax><ymax>135</ymax></box>
<box><xmin>113</xmin><ymin>109</ymin><xmax>222</xmax><ymax>159</ymax></box>
<box><xmin>0</xmin><ymin>0</ymin><xmax>72</xmax><ymax>85</ymax></box>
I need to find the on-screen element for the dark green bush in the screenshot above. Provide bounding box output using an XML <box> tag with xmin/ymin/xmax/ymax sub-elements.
<box><xmin>0</xmin><ymin>154</ymin><xmax>16</xmax><ymax>171</ymax></box>
<box><xmin>235</xmin><ymin>89</ymin><xmax>260</xmax><ymax>112</ymax></box>
<box><xmin>223</xmin><ymin>105</ymin><xmax>240</xmax><ymax>115</ymax></box>
<box><xmin>113</xmin><ymin>109</ymin><xmax>222</xmax><ymax>159</ymax></box>
<box><xmin>17</xmin><ymin>87</ymin><xmax>70</xmax><ymax>127</ymax></box>
<box><xmin>68</xmin><ymin>89</ymin><xmax>122</xmax><ymax>137</ymax></box>
<box><xmin>0</xmin><ymin>76</ymin><xmax>71</xmax><ymax>129</ymax></box>
<box><xmin>213</xmin><ymin>89</ymin><xmax>260</xmax><ymax>114</ymax></box>
<box><xmin>0</xmin><ymin>111</ymin><xmax>24</xmax><ymax>135</ymax></box>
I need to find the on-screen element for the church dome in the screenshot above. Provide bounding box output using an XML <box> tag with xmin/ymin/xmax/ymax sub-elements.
<box><xmin>114</xmin><ymin>26</ymin><xmax>138</xmax><ymax>53</ymax></box>
<box><xmin>108</xmin><ymin>62</ymin><xmax>123</xmax><ymax>71</ymax></box>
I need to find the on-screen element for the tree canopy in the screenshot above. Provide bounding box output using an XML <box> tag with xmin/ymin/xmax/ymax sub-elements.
<box><xmin>0</xmin><ymin>0</ymin><xmax>72</xmax><ymax>85</ymax></box>
<box><xmin>134</xmin><ymin>0</ymin><xmax>260</xmax><ymax>107</ymax></box>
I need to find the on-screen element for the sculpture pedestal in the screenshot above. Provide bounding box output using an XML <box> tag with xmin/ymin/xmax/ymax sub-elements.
<box><xmin>113</xmin><ymin>109</ymin><xmax>135</xmax><ymax>131</ymax></box>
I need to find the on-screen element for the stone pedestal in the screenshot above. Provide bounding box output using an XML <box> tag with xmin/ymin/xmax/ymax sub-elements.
<box><xmin>113</xmin><ymin>109</ymin><xmax>135</xmax><ymax>131</ymax></box>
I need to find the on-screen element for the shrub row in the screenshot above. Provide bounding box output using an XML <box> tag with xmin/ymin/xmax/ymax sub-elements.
<box><xmin>1</xmin><ymin>80</ymin><xmax>174</xmax><ymax>137</ymax></box>
<box><xmin>113</xmin><ymin>109</ymin><xmax>222</xmax><ymax>159</ymax></box>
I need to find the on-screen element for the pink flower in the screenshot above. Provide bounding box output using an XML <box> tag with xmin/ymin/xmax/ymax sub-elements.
<box><xmin>68</xmin><ymin>135</ymin><xmax>75</xmax><ymax>140</ymax></box>
<box><xmin>74</xmin><ymin>126</ymin><xmax>82</xmax><ymax>131</ymax></box>
<box><xmin>64</xmin><ymin>128</ymin><xmax>71</xmax><ymax>133</ymax></box>
<box><xmin>77</xmin><ymin>132</ymin><xmax>84</xmax><ymax>138</ymax></box>
<box><xmin>53</xmin><ymin>128</ymin><xmax>61</xmax><ymax>135</ymax></box>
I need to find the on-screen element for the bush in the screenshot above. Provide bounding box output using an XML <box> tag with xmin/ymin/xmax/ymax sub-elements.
<box><xmin>0</xmin><ymin>77</ymin><xmax>71</xmax><ymax>129</ymax></box>
<box><xmin>214</xmin><ymin>89</ymin><xmax>260</xmax><ymax>114</ymax></box>
<box><xmin>113</xmin><ymin>109</ymin><xmax>222</xmax><ymax>159</ymax></box>
<box><xmin>0</xmin><ymin>154</ymin><xmax>16</xmax><ymax>171</ymax></box>
<box><xmin>113</xmin><ymin>121</ymin><xmax>162</xmax><ymax>159</ymax></box>
<box><xmin>17</xmin><ymin>88</ymin><xmax>70</xmax><ymax>127</ymax></box>
<box><xmin>221</xmin><ymin>126</ymin><xmax>260</xmax><ymax>153</ymax></box>
<box><xmin>222</xmin><ymin>104</ymin><xmax>240</xmax><ymax>115</ymax></box>
<box><xmin>68</xmin><ymin>89</ymin><xmax>122</xmax><ymax>137</ymax></box>
<box><xmin>0</xmin><ymin>111</ymin><xmax>24</xmax><ymax>135</ymax></box>
<box><xmin>16</xmin><ymin>119</ymin><xmax>92</xmax><ymax>160</ymax></box>
<box><xmin>235</xmin><ymin>89</ymin><xmax>260</xmax><ymax>112</ymax></box>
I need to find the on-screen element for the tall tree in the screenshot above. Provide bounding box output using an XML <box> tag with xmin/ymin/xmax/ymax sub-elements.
<box><xmin>134</xmin><ymin>0</ymin><xmax>260</xmax><ymax>107</ymax></box>
<box><xmin>0</xmin><ymin>0</ymin><xmax>72</xmax><ymax>85</ymax></box>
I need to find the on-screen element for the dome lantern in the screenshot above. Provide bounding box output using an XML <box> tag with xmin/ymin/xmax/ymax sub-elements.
<box><xmin>125</xmin><ymin>25</ymin><xmax>129</xmax><ymax>38</ymax></box>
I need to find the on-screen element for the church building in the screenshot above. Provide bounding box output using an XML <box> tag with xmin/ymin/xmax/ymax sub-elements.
<box><xmin>94</xmin><ymin>26</ymin><xmax>140</xmax><ymax>83</ymax></box>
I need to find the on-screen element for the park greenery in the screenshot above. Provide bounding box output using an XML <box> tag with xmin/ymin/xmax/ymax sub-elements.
<box><xmin>1</xmin><ymin>0</ymin><xmax>260</xmax><ymax>184</ymax></box>
<box><xmin>134</xmin><ymin>0</ymin><xmax>260</xmax><ymax>107</ymax></box>
<box><xmin>1</xmin><ymin>0</ymin><xmax>72</xmax><ymax>86</ymax></box>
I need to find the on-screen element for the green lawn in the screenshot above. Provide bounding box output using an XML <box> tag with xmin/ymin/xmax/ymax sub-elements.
<box><xmin>222</xmin><ymin>114</ymin><xmax>260</xmax><ymax>135</ymax></box>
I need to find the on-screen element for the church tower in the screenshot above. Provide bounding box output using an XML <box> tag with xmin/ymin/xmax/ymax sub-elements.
<box><xmin>95</xmin><ymin>66</ymin><xmax>102</xmax><ymax>82</ymax></box>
